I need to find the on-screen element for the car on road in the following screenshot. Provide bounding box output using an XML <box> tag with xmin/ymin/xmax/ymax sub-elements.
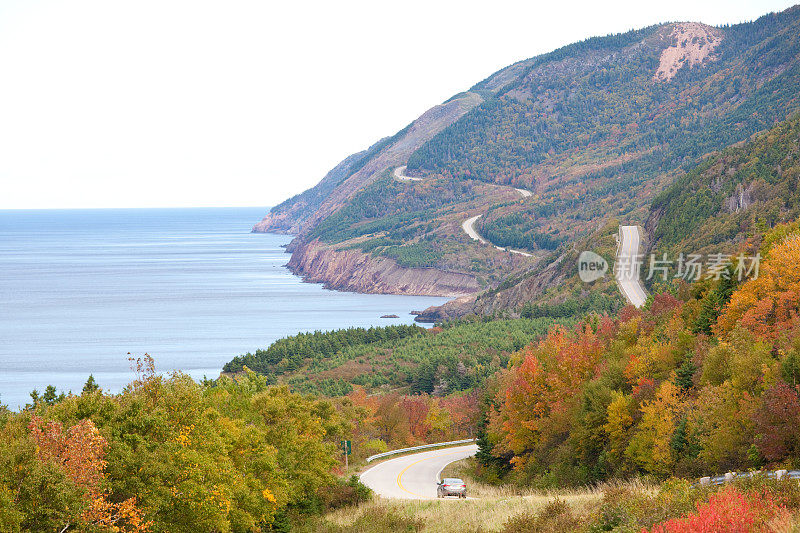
<box><xmin>437</xmin><ymin>478</ymin><xmax>467</xmax><ymax>498</ymax></box>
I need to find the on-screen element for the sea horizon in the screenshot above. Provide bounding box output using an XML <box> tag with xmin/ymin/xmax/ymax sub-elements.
<box><xmin>0</xmin><ymin>207</ymin><xmax>449</xmax><ymax>410</ymax></box>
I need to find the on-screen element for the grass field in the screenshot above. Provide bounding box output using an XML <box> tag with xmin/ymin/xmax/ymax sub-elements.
<box><xmin>307</xmin><ymin>458</ymin><xmax>614</xmax><ymax>532</ymax></box>
<box><xmin>303</xmin><ymin>457</ymin><xmax>800</xmax><ymax>532</ymax></box>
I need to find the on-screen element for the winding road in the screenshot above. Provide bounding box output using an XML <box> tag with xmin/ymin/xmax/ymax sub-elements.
<box><xmin>393</xmin><ymin>165</ymin><xmax>424</xmax><ymax>182</ymax></box>
<box><xmin>462</xmin><ymin>215</ymin><xmax>532</xmax><ymax>257</ymax></box>
<box><xmin>360</xmin><ymin>444</ymin><xmax>478</xmax><ymax>499</ymax></box>
<box><xmin>393</xmin><ymin>165</ymin><xmax>534</xmax><ymax>257</ymax></box>
<box><xmin>395</xmin><ymin>164</ymin><xmax>645</xmax><ymax>306</ymax></box>
<box><xmin>615</xmin><ymin>225</ymin><xmax>648</xmax><ymax>308</ymax></box>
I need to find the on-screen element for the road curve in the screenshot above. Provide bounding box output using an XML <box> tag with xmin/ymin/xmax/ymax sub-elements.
<box><xmin>394</xmin><ymin>165</ymin><xmax>532</xmax><ymax>257</ymax></box>
<box><xmin>462</xmin><ymin>215</ymin><xmax>487</xmax><ymax>244</ymax></box>
<box><xmin>462</xmin><ymin>215</ymin><xmax>532</xmax><ymax>257</ymax></box>
<box><xmin>360</xmin><ymin>444</ymin><xmax>478</xmax><ymax>499</ymax></box>
<box><xmin>616</xmin><ymin>225</ymin><xmax>648</xmax><ymax>307</ymax></box>
<box><xmin>393</xmin><ymin>165</ymin><xmax>424</xmax><ymax>182</ymax></box>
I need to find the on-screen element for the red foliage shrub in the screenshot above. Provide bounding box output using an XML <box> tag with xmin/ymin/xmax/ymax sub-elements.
<box><xmin>648</xmin><ymin>293</ymin><xmax>681</xmax><ymax>318</ymax></box>
<box><xmin>754</xmin><ymin>381</ymin><xmax>800</xmax><ymax>462</ymax></box>
<box><xmin>620</xmin><ymin>305</ymin><xmax>641</xmax><ymax>322</ymax></box>
<box><xmin>644</xmin><ymin>487</ymin><xmax>788</xmax><ymax>533</ymax></box>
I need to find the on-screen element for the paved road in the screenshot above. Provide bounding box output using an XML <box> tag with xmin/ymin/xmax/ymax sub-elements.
<box><xmin>462</xmin><ymin>215</ymin><xmax>487</xmax><ymax>243</ymax></box>
<box><xmin>394</xmin><ymin>165</ymin><xmax>532</xmax><ymax>202</ymax></box>
<box><xmin>394</xmin><ymin>164</ymin><xmax>532</xmax><ymax>257</ymax></box>
<box><xmin>360</xmin><ymin>444</ymin><xmax>478</xmax><ymax>499</ymax></box>
<box><xmin>462</xmin><ymin>215</ymin><xmax>532</xmax><ymax>257</ymax></box>
<box><xmin>616</xmin><ymin>225</ymin><xmax>647</xmax><ymax>307</ymax></box>
<box><xmin>393</xmin><ymin>165</ymin><xmax>424</xmax><ymax>182</ymax></box>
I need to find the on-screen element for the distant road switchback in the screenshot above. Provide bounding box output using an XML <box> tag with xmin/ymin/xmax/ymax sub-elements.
<box><xmin>462</xmin><ymin>214</ymin><xmax>532</xmax><ymax>257</ymax></box>
<box><xmin>393</xmin><ymin>165</ymin><xmax>533</xmax><ymax>257</ymax></box>
<box><xmin>393</xmin><ymin>165</ymin><xmax>424</xmax><ymax>182</ymax></box>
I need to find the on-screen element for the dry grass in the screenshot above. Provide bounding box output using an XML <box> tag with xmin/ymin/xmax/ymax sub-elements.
<box><xmin>320</xmin><ymin>458</ymin><xmax>621</xmax><ymax>532</ymax></box>
<box><xmin>321</xmin><ymin>496</ymin><xmax>581</xmax><ymax>533</ymax></box>
<box><xmin>318</xmin><ymin>459</ymin><xmax>664</xmax><ymax>532</ymax></box>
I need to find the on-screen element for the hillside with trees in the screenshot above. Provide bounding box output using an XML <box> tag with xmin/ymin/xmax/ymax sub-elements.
<box><xmin>649</xmin><ymin>112</ymin><xmax>800</xmax><ymax>258</ymax></box>
<box><xmin>479</xmin><ymin>224</ymin><xmax>800</xmax><ymax>488</ymax></box>
<box><xmin>223</xmin><ymin>318</ymin><xmax>568</xmax><ymax>397</ymax></box>
<box><xmin>252</xmin><ymin>6</ymin><xmax>800</xmax><ymax>319</ymax></box>
<box><xmin>0</xmin><ymin>357</ymin><xmax>488</xmax><ymax>531</ymax></box>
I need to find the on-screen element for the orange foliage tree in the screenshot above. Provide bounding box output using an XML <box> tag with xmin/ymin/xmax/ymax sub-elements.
<box><xmin>487</xmin><ymin>319</ymin><xmax>613</xmax><ymax>470</ymax></box>
<box><xmin>28</xmin><ymin>415</ymin><xmax>149</xmax><ymax>532</ymax></box>
<box><xmin>716</xmin><ymin>234</ymin><xmax>800</xmax><ymax>341</ymax></box>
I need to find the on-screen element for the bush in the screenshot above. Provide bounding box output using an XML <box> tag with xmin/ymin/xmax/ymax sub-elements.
<box><xmin>645</xmin><ymin>486</ymin><xmax>790</xmax><ymax>533</ymax></box>
<box><xmin>731</xmin><ymin>474</ymin><xmax>800</xmax><ymax>509</ymax></box>
<box><xmin>362</xmin><ymin>439</ymin><xmax>389</xmax><ymax>457</ymax></box>
<box><xmin>590</xmin><ymin>486</ymin><xmax>642</xmax><ymax>532</ymax></box>
<box><xmin>501</xmin><ymin>499</ymin><xmax>576</xmax><ymax>533</ymax></box>
<box><xmin>317</xmin><ymin>475</ymin><xmax>372</xmax><ymax>512</ymax></box>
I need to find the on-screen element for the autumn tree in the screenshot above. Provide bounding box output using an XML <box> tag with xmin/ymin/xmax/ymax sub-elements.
<box><xmin>754</xmin><ymin>381</ymin><xmax>800</xmax><ymax>464</ymax></box>
<box><xmin>716</xmin><ymin>234</ymin><xmax>800</xmax><ymax>342</ymax></box>
<box><xmin>28</xmin><ymin>415</ymin><xmax>149</xmax><ymax>532</ymax></box>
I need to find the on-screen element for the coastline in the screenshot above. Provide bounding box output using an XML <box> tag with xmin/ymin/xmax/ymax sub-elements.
<box><xmin>0</xmin><ymin>209</ymin><xmax>450</xmax><ymax>410</ymax></box>
<box><xmin>285</xmin><ymin>239</ymin><xmax>479</xmax><ymax>298</ymax></box>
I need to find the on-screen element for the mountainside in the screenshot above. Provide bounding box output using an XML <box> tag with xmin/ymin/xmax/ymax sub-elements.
<box><xmin>253</xmin><ymin>148</ymin><xmax>369</xmax><ymax>234</ymax></box>
<box><xmin>254</xmin><ymin>92</ymin><xmax>484</xmax><ymax>235</ymax></box>
<box><xmin>648</xmin><ymin>112</ymin><xmax>800</xmax><ymax>258</ymax></box>
<box><xmin>255</xmin><ymin>6</ymin><xmax>800</xmax><ymax>313</ymax></box>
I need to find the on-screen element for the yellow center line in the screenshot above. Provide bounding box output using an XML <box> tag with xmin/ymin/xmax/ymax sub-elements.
<box><xmin>396</xmin><ymin>449</ymin><xmax>468</xmax><ymax>498</ymax></box>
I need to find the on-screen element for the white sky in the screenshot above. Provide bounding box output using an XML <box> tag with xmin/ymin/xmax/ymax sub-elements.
<box><xmin>0</xmin><ymin>0</ymin><xmax>795</xmax><ymax>209</ymax></box>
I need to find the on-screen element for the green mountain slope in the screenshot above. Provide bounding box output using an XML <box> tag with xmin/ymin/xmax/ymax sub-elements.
<box><xmin>406</xmin><ymin>10</ymin><xmax>800</xmax><ymax>243</ymax></box>
<box><xmin>254</xmin><ymin>5</ymin><xmax>800</xmax><ymax>313</ymax></box>
<box><xmin>650</xmin><ymin>112</ymin><xmax>800</xmax><ymax>257</ymax></box>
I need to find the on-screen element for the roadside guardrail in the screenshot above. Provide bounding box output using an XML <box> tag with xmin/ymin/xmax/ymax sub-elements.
<box><xmin>697</xmin><ymin>469</ymin><xmax>800</xmax><ymax>486</ymax></box>
<box><xmin>365</xmin><ymin>438</ymin><xmax>476</xmax><ymax>463</ymax></box>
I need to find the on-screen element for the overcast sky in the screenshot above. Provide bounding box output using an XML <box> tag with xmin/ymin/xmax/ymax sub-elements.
<box><xmin>0</xmin><ymin>0</ymin><xmax>795</xmax><ymax>209</ymax></box>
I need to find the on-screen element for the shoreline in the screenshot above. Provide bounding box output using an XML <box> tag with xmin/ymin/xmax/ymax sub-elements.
<box><xmin>1</xmin><ymin>211</ymin><xmax>449</xmax><ymax>410</ymax></box>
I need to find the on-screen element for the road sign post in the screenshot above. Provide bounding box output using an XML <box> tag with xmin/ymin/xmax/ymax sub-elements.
<box><xmin>341</xmin><ymin>440</ymin><xmax>351</xmax><ymax>470</ymax></box>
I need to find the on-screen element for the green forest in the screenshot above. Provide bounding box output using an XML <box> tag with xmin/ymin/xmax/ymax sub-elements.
<box><xmin>651</xmin><ymin>112</ymin><xmax>800</xmax><ymax>257</ymax></box>
<box><xmin>225</xmin><ymin>317</ymin><xmax>568</xmax><ymax>397</ymax></box>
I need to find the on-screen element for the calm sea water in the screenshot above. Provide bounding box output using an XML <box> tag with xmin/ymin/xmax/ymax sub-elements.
<box><xmin>0</xmin><ymin>208</ymin><xmax>448</xmax><ymax>410</ymax></box>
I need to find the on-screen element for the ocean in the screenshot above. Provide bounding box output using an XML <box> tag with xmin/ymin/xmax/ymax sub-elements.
<box><xmin>0</xmin><ymin>207</ymin><xmax>449</xmax><ymax>410</ymax></box>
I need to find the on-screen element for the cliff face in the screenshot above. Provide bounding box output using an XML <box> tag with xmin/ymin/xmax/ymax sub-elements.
<box><xmin>287</xmin><ymin>240</ymin><xmax>480</xmax><ymax>297</ymax></box>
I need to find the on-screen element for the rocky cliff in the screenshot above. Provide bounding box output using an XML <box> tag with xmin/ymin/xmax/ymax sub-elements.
<box><xmin>287</xmin><ymin>240</ymin><xmax>480</xmax><ymax>297</ymax></box>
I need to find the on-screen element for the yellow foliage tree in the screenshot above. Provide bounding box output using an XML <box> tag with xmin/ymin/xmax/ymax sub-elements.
<box><xmin>716</xmin><ymin>234</ymin><xmax>800</xmax><ymax>341</ymax></box>
<box><xmin>625</xmin><ymin>381</ymin><xmax>685</xmax><ymax>476</ymax></box>
<box><xmin>604</xmin><ymin>391</ymin><xmax>634</xmax><ymax>465</ymax></box>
